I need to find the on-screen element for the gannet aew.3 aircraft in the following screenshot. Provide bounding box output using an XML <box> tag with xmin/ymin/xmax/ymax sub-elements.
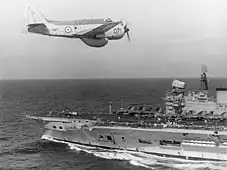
<box><xmin>25</xmin><ymin>6</ymin><xmax>130</xmax><ymax>47</ymax></box>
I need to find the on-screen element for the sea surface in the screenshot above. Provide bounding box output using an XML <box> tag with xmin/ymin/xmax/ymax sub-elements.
<box><xmin>0</xmin><ymin>78</ymin><xmax>227</xmax><ymax>170</ymax></box>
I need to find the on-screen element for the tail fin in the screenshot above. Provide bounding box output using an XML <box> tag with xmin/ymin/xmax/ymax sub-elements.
<box><xmin>26</xmin><ymin>6</ymin><xmax>48</xmax><ymax>25</ymax></box>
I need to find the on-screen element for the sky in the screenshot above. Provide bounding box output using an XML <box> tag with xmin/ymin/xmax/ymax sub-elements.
<box><xmin>0</xmin><ymin>0</ymin><xmax>227</xmax><ymax>79</ymax></box>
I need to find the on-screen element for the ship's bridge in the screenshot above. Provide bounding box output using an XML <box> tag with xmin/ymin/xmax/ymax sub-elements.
<box><xmin>165</xmin><ymin>80</ymin><xmax>186</xmax><ymax>115</ymax></box>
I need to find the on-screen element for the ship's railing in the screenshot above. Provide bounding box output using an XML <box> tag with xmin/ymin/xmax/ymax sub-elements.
<box><xmin>95</xmin><ymin>119</ymin><xmax>227</xmax><ymax>131</ymax></box>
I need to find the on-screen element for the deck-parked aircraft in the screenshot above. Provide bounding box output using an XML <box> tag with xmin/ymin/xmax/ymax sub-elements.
<box><xmin>25</xmin><ymin>6</ymin><xmax>130</xmax><ymax>47</ymax></box>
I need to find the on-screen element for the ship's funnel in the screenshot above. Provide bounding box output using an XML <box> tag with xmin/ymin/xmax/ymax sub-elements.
<box><xmin>108</xmin><ymin>101</ymin><xmax>112</xmax><ymax>114</ymax></box>
<box><xmin>216</xmin><ymin>88</ymin><xmax>227</xmax><ymax>104</ymax></box>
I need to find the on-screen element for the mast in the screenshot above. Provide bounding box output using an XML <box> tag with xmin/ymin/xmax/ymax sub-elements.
<box><xmin>200</xmin><ymin>64</ymin><xmax>208</xmax><ymax>91</ymax></box>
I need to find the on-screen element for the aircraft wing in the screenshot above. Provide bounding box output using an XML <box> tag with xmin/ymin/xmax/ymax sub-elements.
<box><xmin>76</xmin><ymin>22</ymin><xmax>121</xmax><ymax>37</ymax></box>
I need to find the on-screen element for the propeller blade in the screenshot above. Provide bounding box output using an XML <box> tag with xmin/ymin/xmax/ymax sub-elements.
<box><xmin>127</xmin><ymin>32</ymin><xmax>131</xmax><ymax>42</ymax></box>
<box><xmin>121</xmin><ymin>21</ymin><xmax>131</xmax><ymax>42</ymax></box>
<box><xmin>124</xmin><ymin>24</ymin><xmax>130</xmax><ymax>42</ymax></box>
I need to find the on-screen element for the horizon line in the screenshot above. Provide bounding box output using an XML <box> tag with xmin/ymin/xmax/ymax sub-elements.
<box><xmin>0</xmin><ymin>76</ymin><xmax>227</xmax><ymax>80</ymax></box>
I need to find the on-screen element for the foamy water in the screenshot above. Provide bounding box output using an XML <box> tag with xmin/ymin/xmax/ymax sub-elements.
<box><xmin>41</xmin><ymin>135</ymin><xmax>227</xmax><ymax>170</ymax></box>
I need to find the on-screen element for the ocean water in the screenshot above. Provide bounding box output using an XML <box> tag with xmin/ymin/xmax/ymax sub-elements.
<box><xmin>0</xmin><ymin>78</ymin><xmax>227</xmax><ymax>170</ymax></box>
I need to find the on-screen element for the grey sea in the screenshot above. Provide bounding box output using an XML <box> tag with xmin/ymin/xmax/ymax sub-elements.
<box><xmin>0</xmin><ymin>78</ymin><xmax>227</xmax><ymax>170</ymax></box>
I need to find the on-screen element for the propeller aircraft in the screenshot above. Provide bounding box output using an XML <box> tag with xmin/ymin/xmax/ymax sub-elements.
<box><xmin>25</xmin><ymin>6</ymin><xmax>130</xmax><ymax>47</ymax></box>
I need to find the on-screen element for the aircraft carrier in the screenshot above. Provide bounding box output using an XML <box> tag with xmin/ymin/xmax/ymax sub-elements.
<box><xmin>26</xmin><ymin>65</ymin><xmax>227</xmax><ymax>161</ymax></box>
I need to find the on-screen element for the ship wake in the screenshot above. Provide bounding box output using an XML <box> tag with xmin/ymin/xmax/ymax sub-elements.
<box><xmin>41</xmin><ymin>135</ymin><xmax>227</xmax><ymax>170</ymax></box>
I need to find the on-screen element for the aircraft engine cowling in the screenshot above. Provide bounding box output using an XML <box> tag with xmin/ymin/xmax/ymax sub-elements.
<box><xmin>80</xmin><ymin>38</ymin><xmax>108</xmax><ymax>47</ymax></box>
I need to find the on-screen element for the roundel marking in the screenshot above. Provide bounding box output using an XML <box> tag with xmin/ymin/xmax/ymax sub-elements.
<box><xmin>65</xmin><ymin>26</ymin><xmax>72</xmax><ymax>33</ymax></box>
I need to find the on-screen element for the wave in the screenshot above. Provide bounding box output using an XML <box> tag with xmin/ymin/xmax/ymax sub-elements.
<box><xmin>41</xmin><ymin>135</ymin><xmax>227</xmax><ymax>170</ymax></box>
<box><xmin>0</xmin><ymin>137</ymin><xmax>12</xmax><ymax>141</ymax></box>
<box><xmin>12</xmin><ymin>139</ymin><xmax>70</xmax><ymax>155</ymax></box>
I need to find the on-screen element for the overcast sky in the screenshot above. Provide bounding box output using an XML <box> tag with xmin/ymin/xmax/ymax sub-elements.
<box><xmin>0</xmin><ymin>0</ymin><xmax>227</xmax><ymax>79</ymax></box>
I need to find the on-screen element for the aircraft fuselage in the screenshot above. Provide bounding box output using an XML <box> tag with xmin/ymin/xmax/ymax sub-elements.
<box><xmin>27</xmin><ymin>18</ymin><xmax>127</xmax><ymax>47</ymax></box>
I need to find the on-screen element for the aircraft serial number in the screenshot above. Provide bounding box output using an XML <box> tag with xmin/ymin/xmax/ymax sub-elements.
<box><xmin>113</xmin><ymin>28</ymin><xmax>121</xmax><ymax>34</ymax></box>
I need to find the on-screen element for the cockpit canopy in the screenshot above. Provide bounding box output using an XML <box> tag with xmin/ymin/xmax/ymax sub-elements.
<box><xmin>104</xmin><ymin>17</ymin><xmax>112</xmax><ymax>22</ymax></box>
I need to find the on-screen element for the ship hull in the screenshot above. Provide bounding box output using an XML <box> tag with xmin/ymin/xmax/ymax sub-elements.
<box><xmin>50</xmin><ymin>137</ymin><xmax>226</xmax><ymax>161</ymax></box>
<box><xmin>42</xmin><ymin>124</ymin><xmax>227</xmax><ymax>161</ymax></box>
